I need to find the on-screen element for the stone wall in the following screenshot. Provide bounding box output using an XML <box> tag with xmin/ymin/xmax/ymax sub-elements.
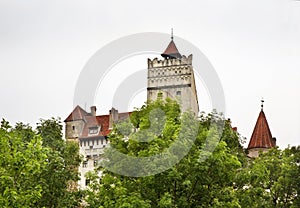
<box><xmin>78</xmin><ymin>137</ymin><xmax>108</xmax><ymax>189</ymax></box>
<box><xmin>65</xmin><ymin>120</ymin><xmax>85</xmax><ymax>141</ymax></box>
<box><xmin>147</xmin><ymin>54</ymin><xmax>199</xmax><ymax>116</ymax></box>
<box><xmin>248</xmin><ymin>147</ymin><xmax>270</xmax><ymax>158</ymax></box>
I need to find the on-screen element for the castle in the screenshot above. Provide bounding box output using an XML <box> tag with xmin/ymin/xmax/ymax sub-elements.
<box><xmin>147</xmin><ymin>36</ymin><xmax>199</xmax><ymax>116</ymax></box>
<box><xmin>64</xmin><ymin>35</ymin><xmax>276</xmax><ymax>189</ymax></box>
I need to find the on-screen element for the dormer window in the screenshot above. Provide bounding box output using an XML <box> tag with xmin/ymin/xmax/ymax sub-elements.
<box><xmin>88</xmin><ymin>126</ymin><xmax>100</xmax><ymax>135</ymax></box>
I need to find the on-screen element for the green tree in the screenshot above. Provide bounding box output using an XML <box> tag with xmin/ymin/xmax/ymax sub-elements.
<box><xmin>35</xmin><ymin>117</ymin><xmax>82</xmax><ymax>208</ymax></box>
<box><xmin>0</xmin><ymin>119</ymin><xmax>48</xmax><ymax>208</ymax></box>
<box><xmin>85</xmin><ymin>99</ymin><xmax>244</xmax><ymax>207</ymax></box>
<box><xmin>0</xmin><ymin>118</ymin><xmax>82</xmax><ymax>208</ymax></box>
<box><xmin>236</xmin><ymin>147</ymin><xmax>300</xmax><ymax>207</ymax></box>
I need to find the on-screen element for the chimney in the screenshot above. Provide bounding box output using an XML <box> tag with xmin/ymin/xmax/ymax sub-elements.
<box><xmin>109</xmin><ymin>107</ymin><xmax>119</xmax><ymax>129</ymax></box>
<box><xmin>272</xmin><ymin>137</ymin><xmax>277</xmax><ymax>146</ymax></box>
<box><xmin>90</xmin><ymin>106</ymin><xmax>97</xmax><ymax>116</ymax></box>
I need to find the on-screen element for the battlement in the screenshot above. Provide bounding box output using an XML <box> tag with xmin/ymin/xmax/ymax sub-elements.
<box><xmin>148</xmin><ymin>54</ymin><xmax>193</xmax><ymax>68</ymax></box>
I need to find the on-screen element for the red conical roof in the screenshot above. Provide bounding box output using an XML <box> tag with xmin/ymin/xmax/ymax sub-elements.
<box><xmin>248</xmin><ymin>110</ymin><xmax>276</xmax><ymax>149</ymax></box>
<box><xmin>161</xmin><ymin>40</ymin><xmax>182</xmax><ymax>59</ymax></box>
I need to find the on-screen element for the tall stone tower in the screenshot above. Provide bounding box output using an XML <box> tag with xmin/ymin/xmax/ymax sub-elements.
<box><xmin>147</xmin><ymin>35</ymin><xmax>199</xmax><ymax>116</ymax></box>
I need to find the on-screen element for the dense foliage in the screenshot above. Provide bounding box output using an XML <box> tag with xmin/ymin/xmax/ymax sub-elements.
<box><xmin>84</xmin><ymin>99</ymin><xmax>300</xmax><ymax>208</ymax></box>
<box><xmin>0</xmin><ymin>99</ymin><xmax>299</xmax><ymax>207</ymax></box>
<box><xmin>0</xmin><ymin>118</ymin><xmax>82</xmax><ymax>208</ymax></box>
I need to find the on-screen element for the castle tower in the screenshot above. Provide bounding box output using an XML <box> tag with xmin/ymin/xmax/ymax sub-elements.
<box><xmin>247</xmin><ymin>100</ymin><xmax>276</xmax><ymax>158</ymax></box>
<box><xmin>64</xmin><ymin>105</ymin><xmax>89</xmax><ymax>142</ymax></box>
<box><xmin>147</xmin><ymin>34</ymin><xmax>199</xmax><ymax>116</ymax></box>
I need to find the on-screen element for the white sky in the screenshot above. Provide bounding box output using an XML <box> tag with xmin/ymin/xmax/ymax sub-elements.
<box><xmin>0</xmin><ymin>0</ymin><xmax>299</xmax><ymax>148</ymax></box>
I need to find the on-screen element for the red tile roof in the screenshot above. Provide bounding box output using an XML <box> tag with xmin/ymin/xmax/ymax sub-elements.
<box><xmin>248</xmin><ymin>110</ymin><xmax>276</xmax><ymax>149</ymax></box>
<box><xmin>161</xmin><ymin>40</ymin><xmax>182</xmax><ymax>59</ymax></box>
<box><xmin>80</xmin><ymin>115</ymin><xmax>110</xmax><ymax>138</ymax></box>
<box><xmin>64</xmin><ymin>105</ymin><xmax>90</xmax><ymax>122</ymax></box>
<box><xmin>65</xmin><ymin>106</ymin><xmax>132</xmax><ymax>139</ymax></box>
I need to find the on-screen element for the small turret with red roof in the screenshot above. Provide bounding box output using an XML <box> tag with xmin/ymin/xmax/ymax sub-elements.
<box><xmin>247</xmin><ymin>99</ymin><xmax>276</xmax><ymax>157</ymax></box>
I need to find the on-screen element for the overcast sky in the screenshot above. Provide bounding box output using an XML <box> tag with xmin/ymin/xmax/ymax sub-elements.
<box><xmin>0</xmin><ymin>0</ymin><xmax>299</xmax><ymax>148</ymax></box>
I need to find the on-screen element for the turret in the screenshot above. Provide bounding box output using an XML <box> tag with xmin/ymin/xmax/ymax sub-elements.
<box><xmin>247</xmin><ymin>99</ymin><xmax>276</xmax><ymax>158</ymax></box>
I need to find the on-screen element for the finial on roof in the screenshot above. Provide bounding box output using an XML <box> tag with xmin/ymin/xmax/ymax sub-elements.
<box><xmin>161</xmin><ymin>29</ymin><xmax>182</xmax><ymax>59</ymax></box>
<box><xmin>261</xmin><ymin>98</ymin><xmax>264</xmax><ymax>111</ymax></box>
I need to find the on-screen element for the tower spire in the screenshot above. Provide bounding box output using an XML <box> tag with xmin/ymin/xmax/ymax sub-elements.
<box><xmin>261</xmin><ymin>98</ymin><xmax>264</xmax><ymax>111</ymax></box>
<box><xmin>161</xmin><ymin>28</ymin><xmax>182</xmax><ymax>59</ymax></box>
<box><xmin>247</xmin><ymin>98</ymin><xmax>276</xmax><ymax>157</ymax></box>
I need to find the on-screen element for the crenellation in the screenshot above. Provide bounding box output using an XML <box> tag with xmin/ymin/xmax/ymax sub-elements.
<box><xmin>148</xmin><ymin>54</ymin><xmax>193</xmax><ymax>68</ymax></box>
<box><xmin>147</xmin><ymin>44</ymin><xmax>198</xmax><ymax>116</ymax></box>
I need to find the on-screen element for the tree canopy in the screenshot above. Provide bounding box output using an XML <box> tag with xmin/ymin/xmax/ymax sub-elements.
<box><xmin>0</xmin><ymin>99</ymin><xmax>299</xmax><ymax>207</ymax></box>
<box><xmin>0</xmin><ymin>118</ymin><xmax>82</xmax><ymax>208</ymax></box>
<box><xmin>84</xmin><ymin>99</ymin><xmax>299</xmax><ymax>208</ymax></box>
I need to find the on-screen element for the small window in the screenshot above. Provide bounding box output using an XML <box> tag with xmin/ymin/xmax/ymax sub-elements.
<box><xmin>89</xmin><ymin>126</ymin><xmax>99</xmax><ymax>135</ymax></box>
<box><xmin>83</xmin><ymin>161</ymin><xmax>88</xmax><ymax>168</ymax></box>
<box><xmin>72</xmin><ymin>125</ymin><xmax>75</xmax><ymax>131</ymax></box>
<box><xmin>176</xmin><ymin>91</ymin><xmax>181</xmax><ymax>96</ymax></box>
<box><xmin>85</xmin><ymin>179</ymin><xmax>90</xmax><ymax>186</ymax></box>
<box><xmin>94</xmin><ymin>160</ymin><xmax>98</xmax><ymax>167</ymax></box>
